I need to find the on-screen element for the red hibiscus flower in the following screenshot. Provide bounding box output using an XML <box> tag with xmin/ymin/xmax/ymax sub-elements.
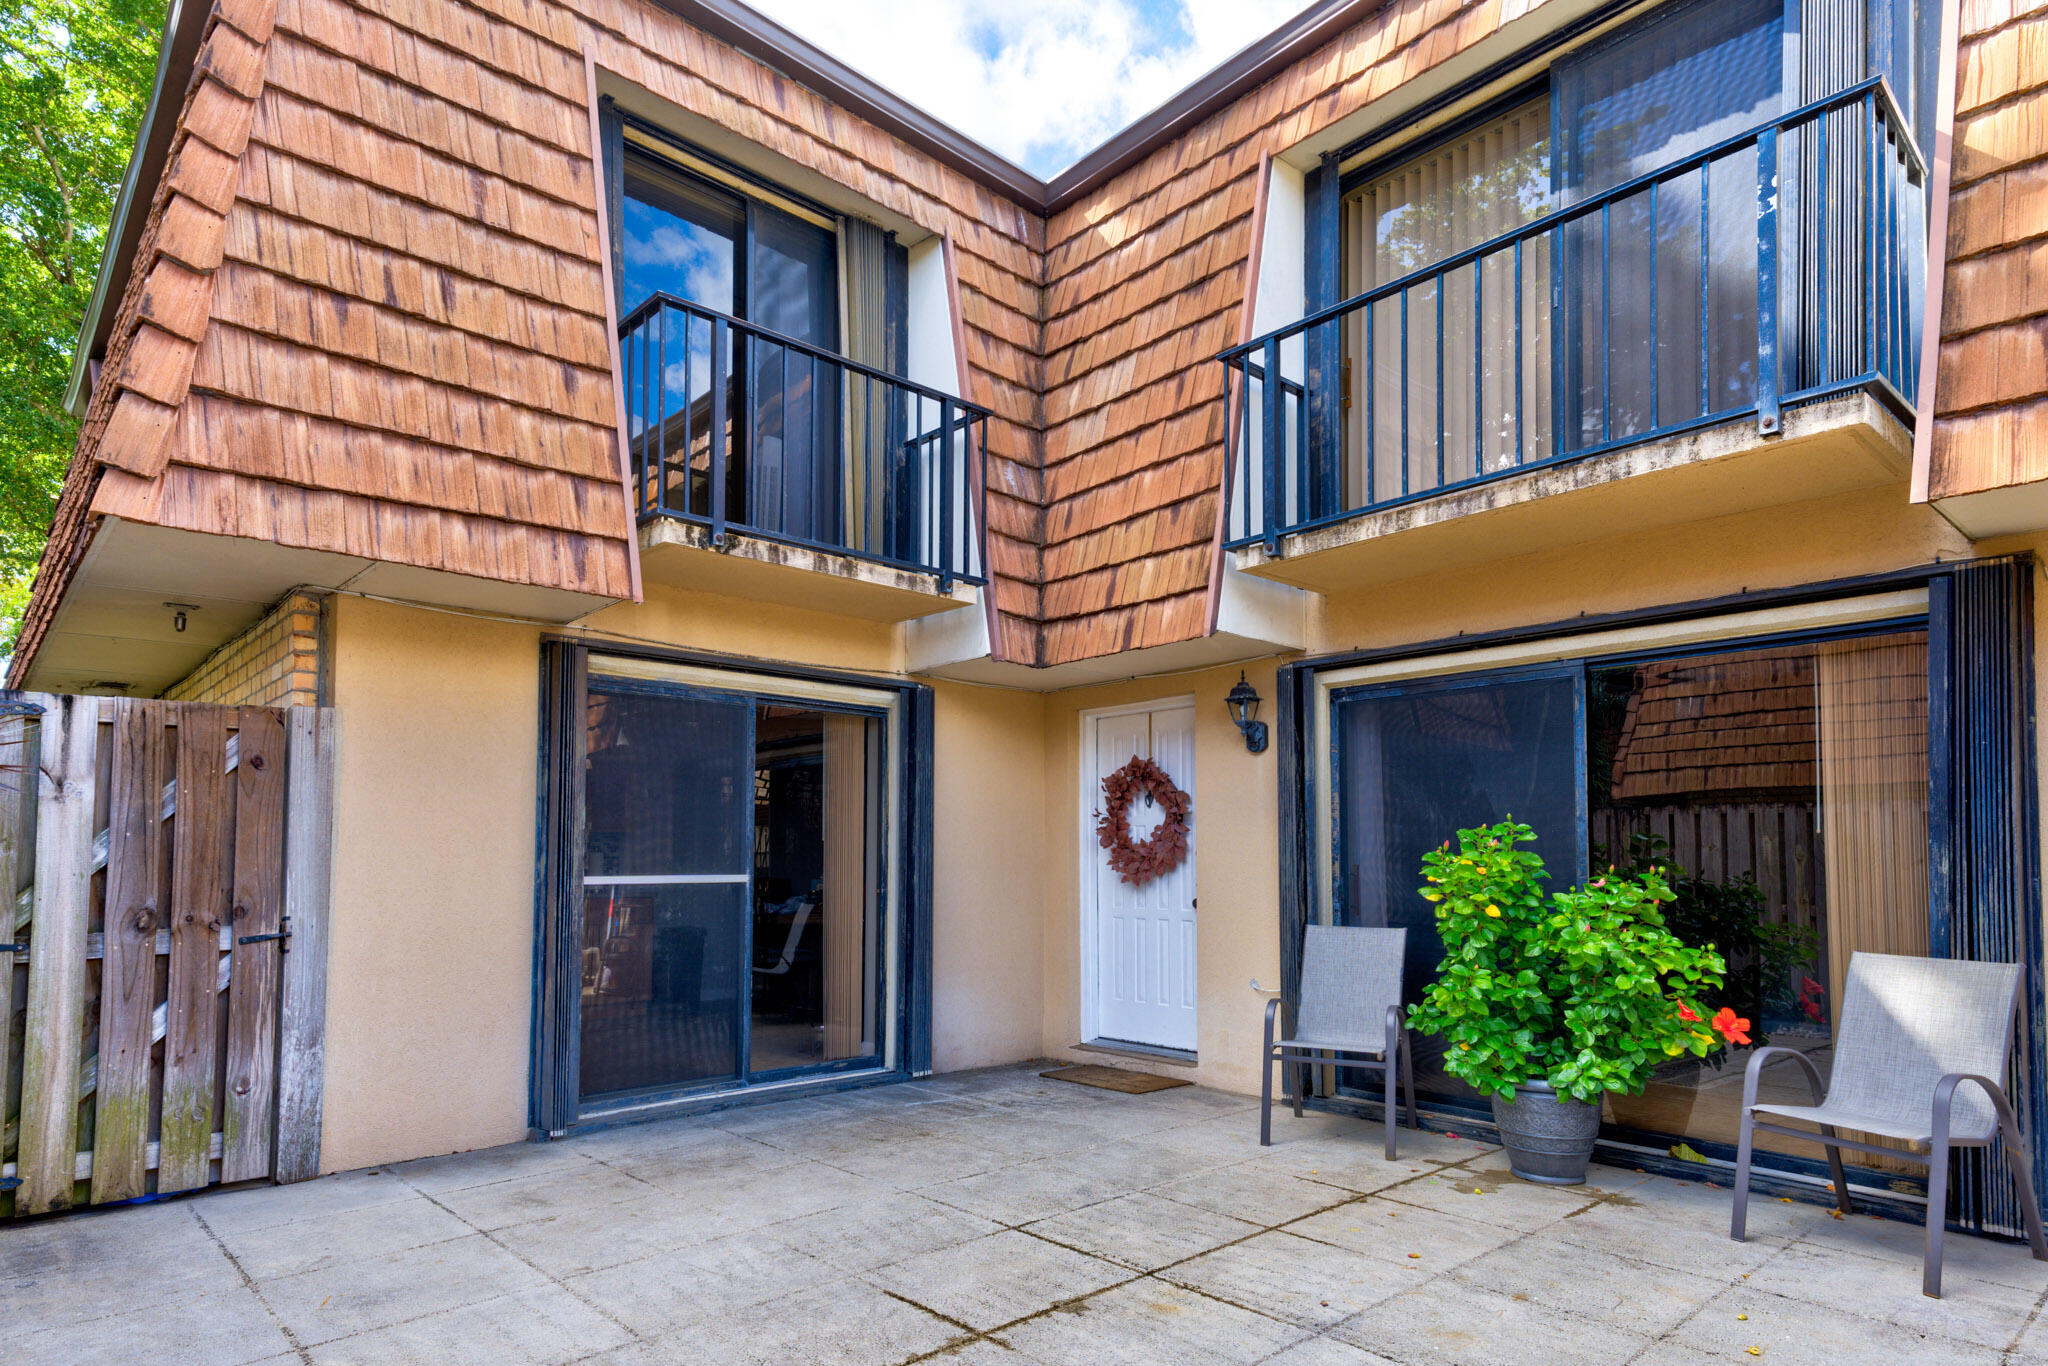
<box><xmin>1677</xmin><ymin>1002</ymin><xmax>1701</xmax><ymax>1024</ymax></box>
<box><xmin>1712</xmin><ymin>1007</ymin><xmax>1752</xmax><ymax>1047</ymax></box>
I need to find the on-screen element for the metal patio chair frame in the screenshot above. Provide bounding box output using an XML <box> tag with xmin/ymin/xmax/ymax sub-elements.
<box><xmin>1261</xmin><ymin>924</ymin><xmax>1418</xmax><ymax>1159</ymax></box>
<box><xmin>1730</xmin><ymin>951</ymin><xmax>2048</xmax><ymax>1297</ymax></box>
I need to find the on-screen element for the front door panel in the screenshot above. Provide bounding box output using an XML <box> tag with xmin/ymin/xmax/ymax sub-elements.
<box><xmin>1092</xmin><ymin>704</ymin><xmax>1198</xmax><ymax>1052</ymax></box>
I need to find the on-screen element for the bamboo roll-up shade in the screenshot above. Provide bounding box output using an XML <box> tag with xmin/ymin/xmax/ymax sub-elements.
<box><xmin>1817</xmin><ymin>631</ymin><xmax>1932</xmax><ymax>1172</ymax></box>
<box><xmin>1341</xmin><ymin>98</ymin><xmax>1552</xmax><ymax>501</ymax></box>
<box><xmin>840</xmin><ymin>218</ymin><xmax>891</xmax><ymax>556</ymax></box>
<box><xmin>821</xmin><ymin>712</ymin><xmax>871</xmax><ymax>1061</ymax></box>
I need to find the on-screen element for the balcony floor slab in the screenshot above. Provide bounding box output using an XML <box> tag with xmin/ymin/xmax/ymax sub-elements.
<box><xmin>637</xmin><ymin>517</ymin><xmax>979</xmax><ymax>622</ymax></box>
<box><xmin>1236</xmin><ymin>392</ymin><xmax>1914</xmax><ymax>597</ymax></box>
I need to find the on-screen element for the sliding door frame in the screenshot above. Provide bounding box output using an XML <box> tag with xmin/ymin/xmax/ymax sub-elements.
<box><xmin>532</xmin><ymin>640</ymin><xmax>934</xmax><ymax>1137</ymax></box>
<box><xmin>1279</xmin><ymin>558</ymin><xmax>2039</xmax><ymax>1217</ymax></box>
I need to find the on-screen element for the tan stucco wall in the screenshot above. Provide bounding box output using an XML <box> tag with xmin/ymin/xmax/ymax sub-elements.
<box><xmin>931</xmin><ymin>683</ymin><xmax>1051</xmax><ymax>1072</ymax></box>
<box><xmin>1311</xmin><ymin>482</ymin><xmax>1970</xmax><ymax>652</ymax></box>
<box><xmin>1028</xmin><ymin>481</ymin><xmax>1977</xmax><ymax>1101</ymax></box>
<box><xmin>315</xmin><ymin>584</ymin><xmax>1050</xmax><ymax>1170</ymax></box>
<box><xmin>1036</xmin><ymin>660</ymin><xmax>1289</xmax><ymax>1098</ymax></box>
<box><xmin>311</xmin><ymin>476</ymin><xmax>2015</xmax><ymax>1168</ymax></box>
<box><xmin>321</xmin><ymin>594</ymin><xmax>543</xmax><ymax>1171</ymax></box>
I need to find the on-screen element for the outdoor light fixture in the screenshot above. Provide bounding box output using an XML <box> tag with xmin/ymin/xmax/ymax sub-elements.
<box><xmin>1226</xmin><ymin>672</ymin><xmax>1267</xmax><ymax>754</ymax></box>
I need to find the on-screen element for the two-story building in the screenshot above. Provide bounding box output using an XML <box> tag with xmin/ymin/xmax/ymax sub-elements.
<box><xmin>9</xmin><ymin>0</ymin><xmax>2047</xmax><ymax>1235</ymax></box>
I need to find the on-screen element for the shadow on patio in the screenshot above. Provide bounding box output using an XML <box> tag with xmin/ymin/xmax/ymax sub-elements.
<box><xmin>9</xmin><ymin>1064</ymin><xmax>2048</xmax><ymax>1365</ymax></box>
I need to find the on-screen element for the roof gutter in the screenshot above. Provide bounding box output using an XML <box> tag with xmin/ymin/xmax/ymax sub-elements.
<box><xmin>61</xmin><ymin>0</ymin><xmax>211</xmax><ymax>420</ymax></box>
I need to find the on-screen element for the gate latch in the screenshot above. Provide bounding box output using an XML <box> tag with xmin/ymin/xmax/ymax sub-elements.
<box><xmin>237</xmin><ymin>916</ymin><xmax>292</xmax><ymax>950</ymax></box>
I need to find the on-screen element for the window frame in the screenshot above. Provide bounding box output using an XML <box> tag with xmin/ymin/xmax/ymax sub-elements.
<box><xmin>533</xmin><ymin>639</ymin><xmax>936</xmax><ymax>1138</ymax></box>
<box><xmin>1275</xmin><ymin>560</ymin><xmax>2043</xmax><ymax>1230</ymax></box>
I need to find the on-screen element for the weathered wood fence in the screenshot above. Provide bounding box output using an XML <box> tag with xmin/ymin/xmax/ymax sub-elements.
<box><xmin>0</xmin><ymin>695</ymin><xmax>334</xmax><ymax>1216</ymax></box>
<box><xmin>1590</xmin><ymin>801</ymin><xmax>1819</xmax><ymax>932</ymax></box>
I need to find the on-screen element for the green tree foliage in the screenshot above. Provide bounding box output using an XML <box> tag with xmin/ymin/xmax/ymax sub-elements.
<box><xmin>0</xmin><ymin>0</ymin><xmax>164</xmax><ymax>644</ymax></box>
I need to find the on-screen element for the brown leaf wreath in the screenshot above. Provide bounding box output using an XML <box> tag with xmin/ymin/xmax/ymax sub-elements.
<box><xmin>1095</xmin><ymin>755</ymin><xmax>1192</xmax><ymax>886</ymax></box>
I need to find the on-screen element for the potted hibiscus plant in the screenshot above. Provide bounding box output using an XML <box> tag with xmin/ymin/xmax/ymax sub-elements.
<box><xmin>1408</xmin><ymin>820</ymin><xmax>1749</xmax><ymax>1185</ymax></box>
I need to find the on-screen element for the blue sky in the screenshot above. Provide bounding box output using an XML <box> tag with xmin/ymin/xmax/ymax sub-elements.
<box><xmin>747</xmin><ymin>1</ymin><xmax>1311</xmax><ymax>178</ymax></box>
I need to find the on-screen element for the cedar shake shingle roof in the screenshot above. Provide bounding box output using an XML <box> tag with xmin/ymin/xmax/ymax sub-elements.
<box><xmin>1606</xmin><ymin>651</ymin><xmax>1819</xmax><ymax>802</ymax></box>
<box><xmin>17</xmin><ymin>0</ymin><xmax>1050</xmax><ymax>673</ymax></box>
<box><xmin>18</xmin><ymin>0</ymin><xmax>2022</xmax><ymax>677</ymax></box>
<box><xmin>1033</xmin><ymin>0</ymin><xmax>1544</xmax><ymax>663</ymax></box>
<box><xmin>1925</xmin><ymin>2</ymin><xmax>2048</xmax><ymax>499</ymax></box>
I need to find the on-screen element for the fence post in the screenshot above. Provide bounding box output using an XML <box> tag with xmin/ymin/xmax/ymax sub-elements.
<box><xmin>223</xmin><ymin>708</ymin><xmax>289</xmax><ymax>1184</ymax></box>
<box><xmin>0</xmin><ymin>698</ymin><xmax>36</xmax><ymax>1202</ymax></box>
<box><xmin>275</xmin><ymin>706</ymin><xmax>336</xmax><ymax>1184</ymax></box>
<box><xmin>15</xmin><ymin>694</ymin><xmax>98</xmax><ymax>1214</ymax></box>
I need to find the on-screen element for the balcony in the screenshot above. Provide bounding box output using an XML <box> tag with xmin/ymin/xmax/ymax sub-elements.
<box><xmin>620</xmin><ymin>293</ymin><xmax>990</xmax><ymax>616</ymax></box>
<box><xmin>1219</xmin><ymin>79</ymin><xmax>1927</xmax><ymax>577</ymax></box>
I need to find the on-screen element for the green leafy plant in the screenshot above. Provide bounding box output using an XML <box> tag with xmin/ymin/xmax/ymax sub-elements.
<box><xmin>1601</xmin><ymin>832</ymin><xmax>1822</xmax><ymax>1044</ymax></box>
<box><xmin>1407</xmin><ymin>820</ymin><xmax>1740</xmax><ymax>1103</ymax></box>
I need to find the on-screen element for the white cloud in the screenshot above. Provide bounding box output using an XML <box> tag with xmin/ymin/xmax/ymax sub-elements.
<box><xmin>746</xmin><ymin>0</ymin><xmax>1311</xmax><ymax>178</ymax></box>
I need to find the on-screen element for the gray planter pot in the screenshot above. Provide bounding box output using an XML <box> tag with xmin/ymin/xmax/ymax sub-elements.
<box><xmin>1490</xmin><ymin>1081</ymin><xmax>1601</xmax><ymax>1185</ymax></box>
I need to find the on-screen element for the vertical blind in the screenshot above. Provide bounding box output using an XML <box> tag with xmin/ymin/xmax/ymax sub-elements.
<box><xmin>1341</xmin><ymin>98</ymin><xmax>1552</xmax><ymax>503</ymax></box>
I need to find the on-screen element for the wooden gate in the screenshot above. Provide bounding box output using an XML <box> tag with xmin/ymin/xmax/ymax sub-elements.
<box><xmin>0</xmin><ymin>695</ymin><xmax>334</xmax><ymax>1216</ymax></box>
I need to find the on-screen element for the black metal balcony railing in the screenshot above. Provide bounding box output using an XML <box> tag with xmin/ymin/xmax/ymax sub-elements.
<box><xmin>620</xmin><ymin>293</ymin><xmax>991</xmax><ymax>588</ymax></box>
<box><xmin>1219</xmin><ymin>77</ymin><xmax>1928</xmax><ymax>552</ymax></box>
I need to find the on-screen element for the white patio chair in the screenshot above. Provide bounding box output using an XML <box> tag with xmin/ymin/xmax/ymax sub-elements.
<box><xmin>1730</xmin><ymin>951</ymin><xmax>2048</xmax><ymax>1297</ymax></box>
<box><xmin>1261</xmin><ymin>925</ymin><xmax>1417</xmax><ymax>1158</ymax></box>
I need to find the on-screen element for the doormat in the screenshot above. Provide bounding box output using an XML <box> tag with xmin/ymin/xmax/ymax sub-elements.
<box><xmin>1040</xmin><ymin>1064</ymin><xmax>1191</xmax><ymax>1094</ymax></box>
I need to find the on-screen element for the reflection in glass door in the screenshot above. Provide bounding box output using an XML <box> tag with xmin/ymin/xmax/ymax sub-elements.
<box><xmin>576</xmin><ymin>672</ymin><xmax>889</xmax><ymax>1109</ymax></box>
<box><xmin>1333</xmin><ymin>668</ymin><xmax>1582</xmax><ymax>1103</ymax></box>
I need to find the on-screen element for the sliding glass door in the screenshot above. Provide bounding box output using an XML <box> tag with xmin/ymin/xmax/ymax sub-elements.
<box><xmin>553</xmin><ymin>656</ymin><xmax>903</xmax><ymax>1118</ymax></box>
<box><xmin>1334</xmin><ymin>668</ymin><xmax>1582</xmax><ymax>1101</ymax></box>
<box><xmin>1588</xmin><ymin>631</ymin><xmax>1931</xmax><ymax>1172</ymax></box>
<box><xmin>581</xmin><ymin>685</ymin><xmax>753</xmax><ymax>1096</ymax></box>
<box><xmin>620</xmin><ymin>148</ymin><xmax>841</xmax><ymax>544</ymax></box>
<box><xmin>1320</xmin><ymin>619</ymin><xmax>1936</xmax><ymax>1179</ymax></box>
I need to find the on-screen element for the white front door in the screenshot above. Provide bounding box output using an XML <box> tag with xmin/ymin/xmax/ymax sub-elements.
<box><xmin>1088</xmin><ymin>702</ymin><xmax>1198</xmax><ymax>1051</ymax></box>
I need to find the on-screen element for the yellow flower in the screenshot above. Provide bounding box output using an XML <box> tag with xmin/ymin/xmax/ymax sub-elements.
<box><xmin>1484</xmin><ymin>905</ymin><xmax>1501</xmax><ymax>918</ymax></box>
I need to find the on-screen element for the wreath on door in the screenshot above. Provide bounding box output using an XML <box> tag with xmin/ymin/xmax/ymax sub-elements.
<box><xmin>1095</xmin><ymin>755</ymin><xmax>1192</xmax><ymax>886</ymax></box>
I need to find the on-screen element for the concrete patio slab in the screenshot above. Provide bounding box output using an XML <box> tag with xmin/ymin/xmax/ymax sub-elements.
<box><xmin>9</xmin><ymin>1062</ymin><xmax>2048</xmax><ymax>1364</ymax></box>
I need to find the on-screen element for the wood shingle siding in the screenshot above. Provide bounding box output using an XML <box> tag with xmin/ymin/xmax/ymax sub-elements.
<box><xmin>1927</xmin><ymin>0</ymin><xmax>2048</xmax><ymax>500</ymax></box>
<box><xmin>18</xmin><ymin>0</ymin><xmax>1049</xmax><ymax>671</ymax></box>
<box><xmin>45</xmin><ymin>0</ymin><xmax>2023</xmax><ymax>676</ymax></box>
<box><xmin>1035</xmin><ymin>0</ymin><xmax>1535</xmax><ymax>663</ymax></box>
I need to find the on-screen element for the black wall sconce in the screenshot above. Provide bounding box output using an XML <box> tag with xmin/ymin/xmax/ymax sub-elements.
<box><xmin>1226</xmin><ymin>671</ymin><xmax>1268</xmax><ymax>754</ymax></box>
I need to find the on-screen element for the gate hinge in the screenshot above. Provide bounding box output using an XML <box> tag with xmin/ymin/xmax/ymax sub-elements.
<box><xmin>0</xmin><ymin>942</ymin><xmax>25</xmax><ymax>954</ymax></box>
<box><xmin>237</xmin><ymin>917</ymin><xmax>291</xmax><ymax>950</ymax></box>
